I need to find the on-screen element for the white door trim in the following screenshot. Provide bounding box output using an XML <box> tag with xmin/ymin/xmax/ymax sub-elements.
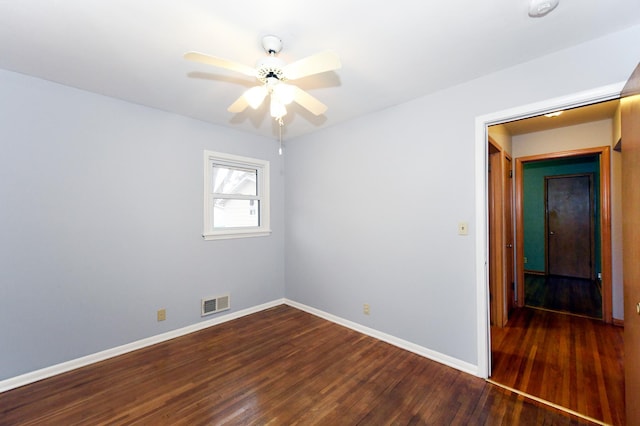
<box><xmin>474</xmin><ymin>82</ymin><xmax>624</xmax><ymax>378</ymax></box>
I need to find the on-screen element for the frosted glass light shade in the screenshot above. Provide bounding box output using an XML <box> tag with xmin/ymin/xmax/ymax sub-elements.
<box><xmin>273</xmin><ymin>83</ymin><xmax>295</xmax><ymax>105</ymax></box>
<box><xmin>244</xmin><ymin>86</ymin><xmax>268</xmax><ymax>109</ymax></box>
<box><xmin>270</xmin><ymin>98</ymin><xmax>287</xmax><ymax>119</ymax></box>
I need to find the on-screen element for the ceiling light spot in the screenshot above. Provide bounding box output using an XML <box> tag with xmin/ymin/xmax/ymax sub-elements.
<box><xmin>529</xmin><ymin>0</ymin><xmax>559</xmax><ymax>17</ymax></box>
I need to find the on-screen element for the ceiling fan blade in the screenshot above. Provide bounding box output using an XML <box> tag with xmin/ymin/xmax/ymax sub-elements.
<box><xmin>282</xmin><ymin>50</ymin><xmax>341</xmax><ymax>80</ymax></box>
<box><xmin>292</xmin><ymin>86</ymin><xmax>328</xmax><ymax>116</ymax></box>
<box><xmin>184</xmin><ymin>51</ymin><xmax>257</xmax><ymax>77</ymax></box>
<box><xmin>227</xmin><ymin>95</ymin><xmax>249</xmax><ymax>113</ymax></box>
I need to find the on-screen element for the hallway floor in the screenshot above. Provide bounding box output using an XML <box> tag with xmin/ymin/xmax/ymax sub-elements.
<box><xmin>491</xmin><ymin>307</ymin><xmax>624</xmax><ymax>425</ymax></box>
<box><xmin>524</xmin><ymin>273</ymin><xmax>602</xmax><ymax>318</ymax></box>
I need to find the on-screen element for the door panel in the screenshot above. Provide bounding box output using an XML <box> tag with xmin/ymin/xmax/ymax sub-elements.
<box><xmin>488</xmin><ymin>144</ymin><xmax>504</xmax><ymax>326</ymax></box>
<box><xmin>622</xmin><ymin>62</ymin><xmax>640</xmax><ymax>426</ymax></box>
<box><xmin>488</xmin><ymin>142</ymin><xmax>514</xmax><ymax>327</ymax></box>
<box><xmin>546</xmin><ymin>174</ymin><xmax>593</xmax><ymax>279</ymax></box>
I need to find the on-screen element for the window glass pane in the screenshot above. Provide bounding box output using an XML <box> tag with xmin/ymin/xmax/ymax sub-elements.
<box><xmin>211</xmin><ymin>165</ymin><xmax>257</xmax><ymax>196</ymax></box>
<box><xmin>212</xmin><ymin>199</ymin><xmax>260</xmax><ymax>228</ymax></box>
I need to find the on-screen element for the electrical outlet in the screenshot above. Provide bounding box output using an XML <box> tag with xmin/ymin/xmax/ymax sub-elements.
<box><xmin>458</xmin><ymin>222</ymin><xmax>468</xmax><ymax>235</ymax></box>
<box><xmin>157</xmin><ymin>308</ymin><xmax>166</xmax><ymax>321</ymax></box>
<box><xmin>524</xmin><ymin>257</ymin><xmax>528</xmax><ymax>264</ymax></box>
<box><xmin>363</xmin><ymin>303</ymin><xmax>370</xmax><ymax>315</ymax></box>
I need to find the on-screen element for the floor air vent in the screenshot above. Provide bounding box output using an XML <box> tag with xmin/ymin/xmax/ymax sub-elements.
<box><xmin>201</xmin><ymin>294</ymin><xmax>230</xmax><ymax>316</ymax></box>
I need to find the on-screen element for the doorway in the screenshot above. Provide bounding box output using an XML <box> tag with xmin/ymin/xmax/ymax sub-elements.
<box><xmin>519</xmin><ymin>155</ymin><xmax>603</xmax><ymax>319</ymax></box>
<box><xmin>515</xmin><ymin>147</ymin><xmax>611</xmax><ymax>322</ymax></box>
<box><xmin>481</xmin><ymin>99</ymin><xmax>621</xmax><ymax>423</ymax></box>
<box><xmin>474</xmin><ymin>85</ymin><xmax>625</xmax><ymax>382</ymax></box>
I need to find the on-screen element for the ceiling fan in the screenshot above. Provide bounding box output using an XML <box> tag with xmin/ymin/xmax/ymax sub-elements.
<box><xmin>184</xmin><ymin>35</ymin><xmax>341</xmax><ymax>121</ymax></box>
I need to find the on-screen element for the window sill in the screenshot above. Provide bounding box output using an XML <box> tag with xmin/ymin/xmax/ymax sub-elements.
<box><xmin>203</xmin><ymin>229</ymin><xmax>272</xmax><ymax>241</ymax></box>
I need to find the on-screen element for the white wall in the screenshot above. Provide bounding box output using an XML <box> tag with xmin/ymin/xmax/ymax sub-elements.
<box><xmin>0</xmin><ymin>69</ymin><xmax>285</xmax><ymax>380</ymax></box>
<box><xmin>285</xmin><ymin>24</ymin><xmax>640</xmax><ymax>367</ymax></box>
<box><xmin>512</xmin><ymin>119</ymin><xmax>623</xmax><ymax>320</ymax></box>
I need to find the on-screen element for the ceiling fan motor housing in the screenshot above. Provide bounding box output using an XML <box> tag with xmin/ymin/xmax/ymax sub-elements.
<box><xmin>256</xmin><ymin>56</ymin><xmax>286</xmax><ymax>82</ymax></box>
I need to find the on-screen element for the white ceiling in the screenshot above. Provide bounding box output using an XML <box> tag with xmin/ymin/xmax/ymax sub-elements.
<box><xmin>1</xmin><ymin>1</ymin><xmax>639</xmax><ymax>141</ymax></box>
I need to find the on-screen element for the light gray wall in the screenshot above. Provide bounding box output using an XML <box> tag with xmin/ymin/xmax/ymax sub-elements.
<box><xmin>0</xmin><ymin>69</ymin><xmax>285</xmax><ymax>380</ymax></box>
<box><xmin>285</xmin><ymin>25</ymin><xmax>640</xmax><ymax>366</ymax></box>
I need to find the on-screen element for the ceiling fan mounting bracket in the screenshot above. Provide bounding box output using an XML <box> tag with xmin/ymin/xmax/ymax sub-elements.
<box><xmin>262</xmin><ymin>35</ymin><xmax>283</xmax><ymax>55</ymax></box>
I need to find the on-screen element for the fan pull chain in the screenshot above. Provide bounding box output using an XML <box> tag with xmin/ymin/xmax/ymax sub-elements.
<box><xmin>278</xmin><ymin>117</ymin><xmax>284</xmax><ymax>155</ymax></box>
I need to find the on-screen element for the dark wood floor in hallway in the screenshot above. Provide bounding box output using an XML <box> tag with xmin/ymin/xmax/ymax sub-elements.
<box><xmin>491</xmin><ymin>307</ymin><xmax>624</xmax><ymax>425</ymax></box>
<box><xmin>524</xmin><ymin>273</ymin><xmax>602</xmax><ymax>319</ymax></box>
<box><xmin>0</xmin><ymin>305</ymin><xmax>593</xmax><ymax>425</ymax></box>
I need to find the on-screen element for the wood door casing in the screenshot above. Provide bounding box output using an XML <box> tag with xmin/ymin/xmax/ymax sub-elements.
<box><xmin>504</xmin><ymin>156</ymin><xmax>515</xmax><ymax>312</ymax></box>
<box><xmin>488</xmin><ymin>140</ymin><xmax>515</xmax><ymax>327</ymax></box>
<box><xmin>545</xmin><ymin>174</ymin><xmax>594</xmax><ymax>279</ymax></box>
<box><xmin>621</xmin><ymin>62</ymin><xmax>640</xmax><ymax>425</ymax></box>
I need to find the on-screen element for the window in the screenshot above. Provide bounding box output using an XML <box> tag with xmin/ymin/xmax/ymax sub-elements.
<box><xmin>203</xmin><ymin>150</ymin><xmax>270</xmax><ymax>240</ymax></box>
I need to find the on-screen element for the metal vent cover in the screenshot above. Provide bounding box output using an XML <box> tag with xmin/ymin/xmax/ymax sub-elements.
<box><xmin>201</xmin><ymin>294</ymin><xmax>230</xmax><ymax>316</ymax></box>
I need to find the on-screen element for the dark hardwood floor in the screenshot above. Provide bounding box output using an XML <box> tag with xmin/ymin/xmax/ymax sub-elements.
<box><xmin>1</xmin><ymin>305</ymin><xmax>594</xmax><ymax>425</ymax></box>
<box><xmin>524</xmin><ymin>273</ymin><xmax>602</xmax><ymax>319</ymax></box>
<box><xmin>491</xmin><ymin>307</ymin><xmax>624</xmax><ymax>426</ymax></box>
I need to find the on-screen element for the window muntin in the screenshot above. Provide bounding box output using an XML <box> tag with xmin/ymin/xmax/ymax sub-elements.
<box><xmin>204</xmin><ymin>151</ymin><xmax>270</xmax><ymax>240</ymax></box>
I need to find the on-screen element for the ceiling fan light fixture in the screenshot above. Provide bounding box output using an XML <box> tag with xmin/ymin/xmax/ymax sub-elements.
<box><xmin>243</xmin><ymin>86</ymin><xmax>268</xmax><ymax>109</ymax></box>
<box><xmin>270</xmin><ymin>97</ymin><xmax>287</xmax><ymax>120</ymax></box>
<box><xmin>184</xmin><ymin>34</ymin><xmax>340</xmax><ymax>131</ymax></box>
<box><xmin>273</xmin><ymin>83</ymin><xmax>295</xmax><ymax>105</ymax></box>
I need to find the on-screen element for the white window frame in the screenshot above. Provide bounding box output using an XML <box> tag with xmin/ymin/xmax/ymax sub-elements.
<box><xmin>203</xmin><ymin>150</ymin><xmax>271</xmax><ymax>240</ymax></box>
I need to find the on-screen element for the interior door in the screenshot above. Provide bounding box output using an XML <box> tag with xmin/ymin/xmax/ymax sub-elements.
<box><xmin>488</xmin><ymin>143</ymin><xmax>504</xmax><ymax>326</ymax></box>
<box><xmin>488</xmin><ymin>144</ymin><xmax>514</xmax><ymax>327</ymax></box>
<box><xmin>546</xmin><ymin>174</ymin><xmax>594</xmax><ymax>279</ymax></box>
<box><xmin>622</xmin><ymin>62</ymin><xmax>640</xmax><ymax>425</ymax></box>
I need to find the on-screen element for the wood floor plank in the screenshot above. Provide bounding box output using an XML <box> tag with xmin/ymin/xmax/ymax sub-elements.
<box><xmin>491</xmin><ymin>307</ymin><xmax>624</xmax><ymax>425</ymax></box>
<box><xmin>1</xmin><ymin>305</ymin><xmax>595</xmax><ymax>425</ymax></box>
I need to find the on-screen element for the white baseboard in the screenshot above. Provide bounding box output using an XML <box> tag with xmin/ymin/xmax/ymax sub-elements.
<box><xmin>0</xmin><ymin>298</ymin><xmax>285</xmax><ymax>393</ymax></box>
<box><xmin>284</xmin><ymin>299</ymin><xmax>479</xmax><ymax>377</ymax></box>
<box><xmin>1</xmin><ymin>297</ymin><xmax>478</xmax><ymax>394</ymax></box>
